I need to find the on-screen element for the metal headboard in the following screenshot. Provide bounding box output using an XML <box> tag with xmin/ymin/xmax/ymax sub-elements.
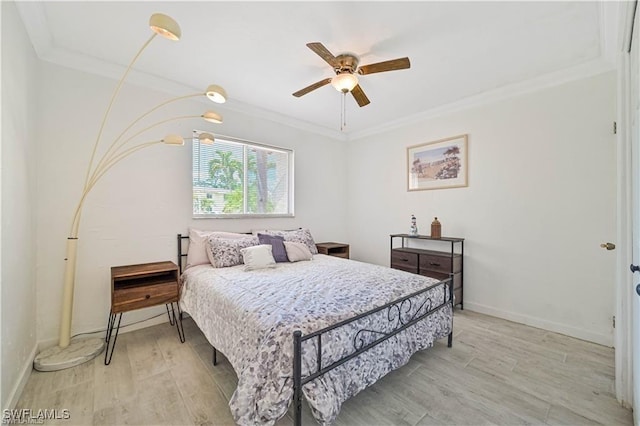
<box><xmin>177</xmin><ymin>234</ymin><xmax>189</xmax><ymax>274</ymax></box>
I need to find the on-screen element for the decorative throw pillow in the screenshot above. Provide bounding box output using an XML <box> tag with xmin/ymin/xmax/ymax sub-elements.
<box><xmin>260</xmin><ymin>228</ymin><xmax>318</xmax><ymax>255</ymax></box>
<box><xmin>283</xmin><ymin>241</ymin><xmax>313</xmax><ymax>262</ymax></box>
<box><xmin>257</xmin><ymin>233</ymin><xmax>289</xmax><ymax>263</ymax></box>
<box><xmin>240</xmin><ymin>245</ymin><xmax>277</xmax><ymax>271</ymax></box>
<box><xmin>206</xmin><ymin>235</ymin><xmax>259</xmax><ymax>268</ymax></box>
<box><xmin>186</xmin><ymin>229</ymin><xmax>248</xmax><ymax>269</ymax></box>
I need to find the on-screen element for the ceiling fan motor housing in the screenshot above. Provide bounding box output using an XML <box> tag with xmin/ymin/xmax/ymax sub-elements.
<box><xmin>334</xmin><ymin>54</ymin><xmax>359</xmax><ymax>74</ymax></box>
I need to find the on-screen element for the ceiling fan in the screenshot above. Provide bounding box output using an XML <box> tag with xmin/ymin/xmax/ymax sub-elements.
<box><xmin>292</xmin><ymin>42</ymin><xmax>411</xmax><ymax>107</ymax></box>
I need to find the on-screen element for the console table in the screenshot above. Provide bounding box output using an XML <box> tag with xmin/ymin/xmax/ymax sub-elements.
<box><xmin>390</xmin><ymin>234</ymin><xmax>464</xmax><ymax>309</ymax></box>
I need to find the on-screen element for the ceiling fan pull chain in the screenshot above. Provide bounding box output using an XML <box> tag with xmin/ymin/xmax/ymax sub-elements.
<box><xmin>340</xmin><ymin>92</ymin><xmax>345</xmax><ymax>131</ymax></box>
<box><xmin>341</xmin><ymin>91</ymin><xmax>347</xmax><ymax>131</ymax></box>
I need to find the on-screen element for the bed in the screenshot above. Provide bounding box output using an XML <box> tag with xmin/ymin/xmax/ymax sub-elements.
<box><xmin>177</xmin><ymin>233</ymin><xmax>454</xmax><ymax>425</ymax></box>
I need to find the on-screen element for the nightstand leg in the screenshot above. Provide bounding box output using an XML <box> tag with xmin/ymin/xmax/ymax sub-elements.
<box><xmin>170</xmin><ymin>302</ymin><xmax>185</xmax><ymax>343</ymax></box>
<box><xmin>104</xmin><ymin>312</ymin><xmax>122</xmax><ymax>365</ymax></box>
<box><xmin>166</xmin><ymin>304</ymin><xmax>175</xmax><ymax>326</ymax></box>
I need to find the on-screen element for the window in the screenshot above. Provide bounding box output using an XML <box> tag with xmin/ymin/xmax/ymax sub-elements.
<box><xmin>192</xmin><ymin>133</ymin><xmax>294</xmax><ymax>218</ymax></box>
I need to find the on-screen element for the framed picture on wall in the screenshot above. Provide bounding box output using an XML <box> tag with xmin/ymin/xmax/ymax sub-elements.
<box><xmin>407</xmin><ymin>134</ymin><xmax>468</xmax><ymax>191</ymax></box>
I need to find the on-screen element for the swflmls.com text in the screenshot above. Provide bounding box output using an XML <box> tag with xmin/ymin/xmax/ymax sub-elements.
<box><xmin>2</xmin><ymin>409</ymin><xmax>70</xmax><ymax>424</ymax></box>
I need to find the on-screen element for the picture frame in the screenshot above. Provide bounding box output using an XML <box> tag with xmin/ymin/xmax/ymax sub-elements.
<box><xmin>407</xmin><ymin>134</ymin><xmax>468</xmax><ymax>191</ymax></box>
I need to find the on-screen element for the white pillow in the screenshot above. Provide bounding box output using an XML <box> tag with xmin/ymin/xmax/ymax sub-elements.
<box><xmin>186</xmin><ymin>229</ymin><xmax>248</xmax><ymax>269</ymax></box>
<box><xmin>240</xmin><ymin>244</ymin><xmax>277</xmax><ymax>271</ymax></box>
<box><xmin>283</xmin><ymin>241</ymin><xmax>313</xmax><ymax>262</ymax></box>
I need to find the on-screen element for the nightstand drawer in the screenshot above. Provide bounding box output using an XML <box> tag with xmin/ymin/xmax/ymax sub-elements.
<box><xmin>113</xmin><ymin>281</ymin><xmax>178</xmax><ymax>313</ymax></box>
<box><xmin>391</xmin><ymin>250</ymin><xmax>418</xmax><ymax>269</ymax></box>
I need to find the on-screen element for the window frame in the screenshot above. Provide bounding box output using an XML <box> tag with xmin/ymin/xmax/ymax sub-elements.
<box><xmin>192</xmin><ymin>132</ymin><xmax>295</xmax><ymax>219</ymax></box>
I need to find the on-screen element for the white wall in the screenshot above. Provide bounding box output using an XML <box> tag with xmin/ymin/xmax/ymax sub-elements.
<box><xmin>346</xmin><ymin>72</ymin><xmax>617</xmax><ymax>346</ymax></box>
<box><xmin>1</xmin><ymin>1</ymin><xmax>39</xmax><ymax>410</ymax></box>
<box><xmin>35</xmin><ymin>62</ymin><xmax>348</xmax><ymax>344</ymax></box>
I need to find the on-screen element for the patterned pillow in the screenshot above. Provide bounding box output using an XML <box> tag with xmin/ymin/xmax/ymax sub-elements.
<box><xmin>206</xmin><ymin>235</ymin><xmax>259</xmax><ymax>268</ymax></box>
<box><xmin>186</xmin><ymin>228</ymin><xmax>249</xmax><ymax>269</ymax></box>
<box><xmin>260</xmin><ymin>228</ymin><xmax>318</xmax><ymax>255</ymax></box>
<box><xmin>257</xmin><ymin>233</ymin><xmax>289</xmax><ymax>263</ymax></box>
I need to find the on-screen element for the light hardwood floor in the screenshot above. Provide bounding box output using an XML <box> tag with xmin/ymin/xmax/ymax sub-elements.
<box><xmin>16</xmin><ymin>310</ymin><xmax>632</xmax><ymax>425</ymax></box>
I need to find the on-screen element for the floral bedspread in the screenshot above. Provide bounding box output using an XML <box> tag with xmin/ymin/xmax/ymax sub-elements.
<box><xmin>180</xmin><ymin>255</ymin><xmax>452</xmax><ymax>425</ymax></box>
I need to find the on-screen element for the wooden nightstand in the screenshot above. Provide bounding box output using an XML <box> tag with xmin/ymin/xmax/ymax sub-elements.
<box><xmin>316</xmin><ymin>242</ymin><xmax>350</xmax><ymax>259</ymax></box>
<box><xmin>105</xmin><ymin>261</ymin><xmax>184</xmax><ymax>365</ymax></box>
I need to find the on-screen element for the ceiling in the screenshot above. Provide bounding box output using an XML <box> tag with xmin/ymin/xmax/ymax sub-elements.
<box><xmin>16</xmin><ymin>1</ymin><xmax>619</xmax><ymax>141</ymax></box>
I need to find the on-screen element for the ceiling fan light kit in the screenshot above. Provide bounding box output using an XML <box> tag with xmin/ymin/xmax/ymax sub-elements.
<box><xmin>331</xmin><ymin>73</ymin><xmax>359</xmax><ymax>93</ymax></box>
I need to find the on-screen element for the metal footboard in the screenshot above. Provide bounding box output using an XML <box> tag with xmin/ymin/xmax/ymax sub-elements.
<box><xmin>292</xmin><ymin>276</ymin><xmax>454</xmax><ymax>425</ymax></box>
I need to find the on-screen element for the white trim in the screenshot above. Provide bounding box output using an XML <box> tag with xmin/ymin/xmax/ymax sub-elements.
<box><xmin>464</xmin><ymin>302</ymin><xmax>613</xmax><ymax>347</ymax></box>
<box><xmin>615</xmin><ymin>51</ymin><xmax>634</xmax><ymax>410</ymax></box>
<box><xmin>15</xmin><ymin>1</ymin><xmax>617</xmax><ymax>143</ymax></box>
<box><xmin>4</xmin><ymin>344</ymin><xmax>37</xmax><ymax>410</ymax></box>
<box><xmin>350</xmin><ymin>58</ymin><xmax>614</xmax><ymax>140</ymax></box>
<box><xmin>614</xmin><ymin>0</ymin><xmax>637</xmax><ymax>410</ymax></box>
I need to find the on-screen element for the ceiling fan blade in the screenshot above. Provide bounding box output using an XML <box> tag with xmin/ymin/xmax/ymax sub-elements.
<box><xmin>306</xmin><ymin>42</ymin><xmax>338</xmax><ymax>67</ymax></box>
<box><xmin>292</xmin><ymin>78</ymin><xmax>332</xmax><ymax>97</ymax></box>
<box><xmin>357</xmin><ymin>57</ymin><xmax>411</xmax><ymax>75</ymax></box>
<box><xmin>351</xmin><ymin>84</ymin><xmax>370</xmax><ymax>107</ymax></box>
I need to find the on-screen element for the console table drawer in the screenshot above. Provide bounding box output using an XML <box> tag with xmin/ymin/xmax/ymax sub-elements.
<box><xmin>391</xmin><ymin>250</ymin><xmax>418</xmax><ymax>268</ymax></box>
<box><xmin>419</xmin><ymin>254</ymin><xmax>452</xmax><ymax>274</ymax></box>
<box><xmin>419</xmin><ymin>270</ymin><xmax>461</xmax><ymax>290</ymax></box>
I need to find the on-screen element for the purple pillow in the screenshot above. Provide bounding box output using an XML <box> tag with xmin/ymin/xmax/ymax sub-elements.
<box><xmin>257</xmin><ymin>233</ymin><xmax>289</xmax><ymax>263</ymax></box>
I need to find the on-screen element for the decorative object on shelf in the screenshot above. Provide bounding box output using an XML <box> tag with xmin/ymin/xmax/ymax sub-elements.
<box><xmin>409</xmin><ymin>215</ymin><xmax>418</xmax><ymax>236</ymax></box>
<box><xmin>407</xmin><ymin>134</ymin><xmax>468</xmax><ymax>191</ymax></box>
<box><xmin>33</xmin><ymin>13</ymin><xmax>226</xmax><ymax>372</ymax></box>
<box><xmin>431</xmin><ymin>217</ymin><xmax>442</xmax><ymax>239</ymax></box>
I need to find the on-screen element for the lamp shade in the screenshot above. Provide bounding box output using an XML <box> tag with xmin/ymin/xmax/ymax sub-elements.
<box><xmin>149</xmin><ymin>13</ymin><xmax>181</xmax><ymax>41</ymax></box>
<box><xmin>199</xmin><ymin>132</ymin><xmax>215</xmax><ymax>145</ymax></box>
<box><xmin>206</xmin><ymin>85</ymin><xmax>227</xmax><ymax>103</ymax></box>
<box><xmin>162</xmin><ymin>134</ymin><xmax>184</xmax><ymax>146</ymax></box>
<box><xmin>202</xmin><ymin>111</ymin><xmax>223</xmax><ymax>124</ymax></box>
<box><xmin>331</xmin><ymin>73</ymin><xmax>358</xmax><ymax>93</ymax></box>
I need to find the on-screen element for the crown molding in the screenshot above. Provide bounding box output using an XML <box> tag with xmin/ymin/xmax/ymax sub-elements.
<box><xmin>14</xmin><ymin>2</ymin><xmax>347</xmax><ymax>142</ymax></box>
<box><xmin>349</xmin><ymin>57</ymin><xmax>615</xmax><ymax>141</ymax></box>
<box><xmin>15</xmin><ymin>1</ymin><xmax>618</xmax><ymax>144</ymax></box>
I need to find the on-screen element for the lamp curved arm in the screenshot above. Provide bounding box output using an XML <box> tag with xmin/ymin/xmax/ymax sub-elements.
<box><xmin>71</xmin><ymin>140</ymin><xmax>162</xmax><ymax>237</ymax></box>
<box><xmin>83</xmin><ymin>33</ymin><xmax>158</xmax><ymax>191</ymax></box>
<box><xmin>90</xmin><ymin>114</ymin><xmax>201</xmax><ymax>184</ymax></box>
<box><xmin>96</xmin><ymin>92</ymin><xmax>204</xmax><ymax>174</ymax></box>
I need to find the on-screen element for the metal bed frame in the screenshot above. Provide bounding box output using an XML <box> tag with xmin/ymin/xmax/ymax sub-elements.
<box><xmin>177</xmin><ymin>233</ymin><xmax>454</xmax><ymax>425</ymax></box>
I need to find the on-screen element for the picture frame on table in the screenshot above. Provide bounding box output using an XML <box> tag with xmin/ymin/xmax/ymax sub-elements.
<box><xmin>407</xmin><ymin>134</ymin><xmax>468</xmax><ymax>191</ymax></box>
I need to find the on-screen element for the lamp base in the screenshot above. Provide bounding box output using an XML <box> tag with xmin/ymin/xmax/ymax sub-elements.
<box><xmin>33</xmin><ymin>338</ymin><xmax>105</xmax><ymax>372</ymax></box>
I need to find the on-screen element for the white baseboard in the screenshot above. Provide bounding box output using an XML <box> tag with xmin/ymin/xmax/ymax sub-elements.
<box><xmin>4</xmin><ymin>343</ymin><xmax>38</xmax><ymax>410</ymax></box>
<box><xmin>463</xmin><ymin>302</ymin><xmax>613</xmax><ymax>347</ymax></box>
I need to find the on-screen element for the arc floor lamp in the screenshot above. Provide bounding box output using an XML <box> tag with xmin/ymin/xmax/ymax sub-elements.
<box><xmin>33</xmin><ymin>13</ymin><xmax>225</xmax><ymax>371</ymax></box>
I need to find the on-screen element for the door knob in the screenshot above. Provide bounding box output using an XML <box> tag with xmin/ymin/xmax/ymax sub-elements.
<box><xmin>600</xmin><ymin>242</ymin><xmax>616</xmax><ymax>250</ymax></box>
